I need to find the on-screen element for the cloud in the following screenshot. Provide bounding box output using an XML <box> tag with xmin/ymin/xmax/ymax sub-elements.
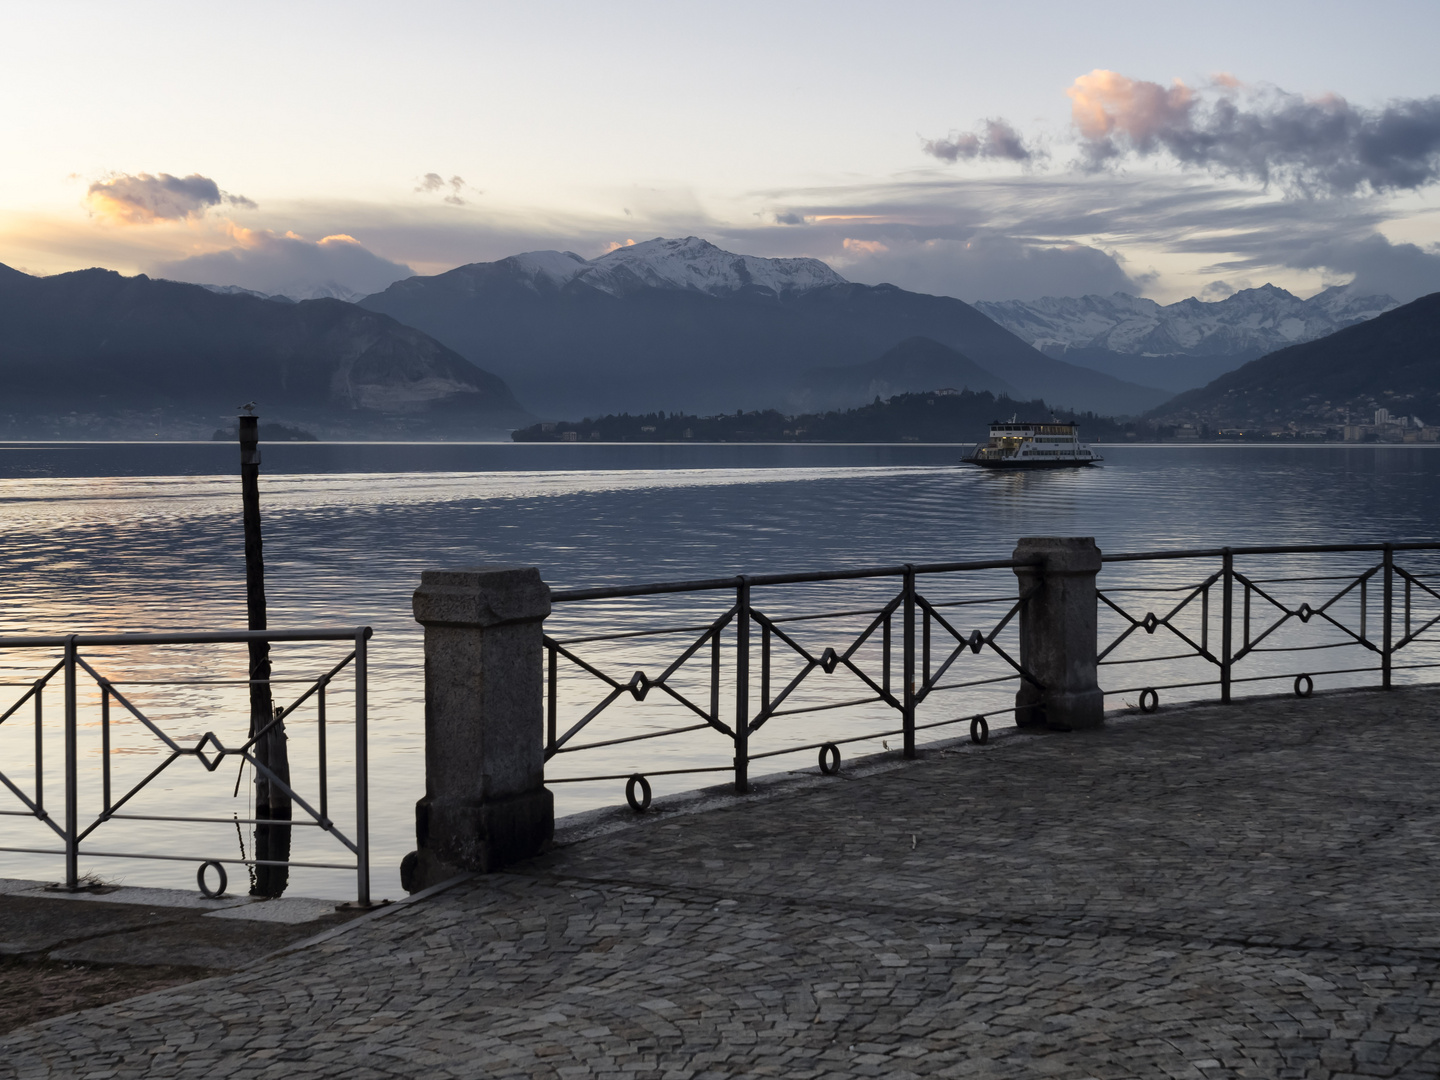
<box><xmin>86</xmin><ymin>172</ymin><xmax>256</xmax><ymax>224</ymax></box>
<box><xmin>415</xmin><ymin>173</ymin><xmax>475</xmax><ymax>206</ymax></box>
<box><xmin>833</xmin><ymin>232</ymin><xmax>1140</xmax><ymax>302</ymax></box>
<box><xmin>151</xmin><ymin>228</ymin><xmax>413</xmax><ymax>300</ymax></box>
<box><xmin>1282</xmin><ymin>233</ymin><xmax>1440</xmax><ymax>303</ymax></box>
<box><xmin>923</xmin><ymin>119</ymin><xmax>1037</xmax><ymax>164</ymax></box>
<box><xmin>1067</xmin><ymin>69</ymin><xmax>1440</xmax><ymax>195</ymax></box>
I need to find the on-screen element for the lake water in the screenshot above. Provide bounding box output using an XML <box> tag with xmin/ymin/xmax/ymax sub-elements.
<box><xmin>1</xmin><ymin>441</ymin><xmax>1438</xmax><ymax>900</ymax></box>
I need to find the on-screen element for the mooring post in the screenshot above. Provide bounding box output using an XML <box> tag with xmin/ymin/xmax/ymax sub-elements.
<box><xmin>403</xmin><ymin>566</ymin><xmax>554</xmax><ymax>892</ymax></box>
<box><xmin>238</xmin><ymin>412</ymin><xmax>291</xmax><ymax>897</ymax></box>
<box><xmin>1013</xmin><ymin>537</ymin><xmax>1104</xmax><ymax>731</ymax></box>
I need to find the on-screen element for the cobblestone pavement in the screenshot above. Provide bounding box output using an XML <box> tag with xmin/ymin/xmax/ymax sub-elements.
<box><xmin>6</xmin><ymin>688</ymin><xmax>1440</xmax><ymax>1078</ymax></box>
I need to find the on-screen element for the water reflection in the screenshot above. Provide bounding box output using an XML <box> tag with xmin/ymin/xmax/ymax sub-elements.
<box><xmin>1</xmin><ymin>443</ymin><xmax>1438</xmax><ymax>899</ymax></box>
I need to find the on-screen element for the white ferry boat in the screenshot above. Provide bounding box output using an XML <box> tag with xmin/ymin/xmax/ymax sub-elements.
<box><xmin>961</xmin><ymin>419</ymin><xmax>1103</xmax><ymax>469</ymax></box>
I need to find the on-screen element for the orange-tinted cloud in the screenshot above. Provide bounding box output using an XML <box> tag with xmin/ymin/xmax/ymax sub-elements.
<box><xmin>1066</xmin><ymin>70</ymin><xmax>1195</xmax><ymax>149</ymax></box>
<box><xmin>85</xmin><ymin>172</ymin><xmax>256</xmax><ymax>225</ymax></box>
<box><xmin>1065</xmin><ymin>70</ymin><xmax>1440</xmax><ymax>194</ymax></box>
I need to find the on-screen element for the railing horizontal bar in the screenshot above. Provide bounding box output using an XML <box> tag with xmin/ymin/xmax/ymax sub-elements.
<box><xmin>102</xmin><ymin>677</ymin><xmax>351</xmax><ymax>688</ymax></box>
<box><xmin>550</xmin><ymin>558</ymin><xmax>1037</xmax><ymax>601</ymax></box>
<box><xmin>1229</xmin><ymin>667</ymin><xmax>1380</xmax><ymax>683</ymax></box>
<box><xmin>766</xmin><ymin>693</ymin><xmax>885</xmax><ymax>718</ymax></box>
<box><xmin>1100</xmin><ymin>652</ymin><xmax>1217</xmax><ymax>666</ymax></box>
<box><xmin>0</xmin><ymin>846</ymin><xmax>67</xmax><ymax>856</ymax></box>
<box><xmin>1245</xmin><ymin>641</ymin><xmax>1363</xmax><ymax>653</ymax></box>
<box><xmin>764</xmin><ymin>606</ymin><xmax>889</xmax><ymax>625</ymax></box>
<box><xmin>1097</xmin><ymin>586</ymin><xmax>1213</xmax><ymax>596</ymax></box>
<box><xmin>1103</xmin><ymin>542</ymin><xmax>1440</xmax><ymax>563</ymax></box>
<box><xmin>546</xmin><ymin>765</ymin><xmax>732</xmax><ymax>782</ymax></box>
<box><xmin>0</xmin><ymin>628</ymin><xmax>372</xmax><ymax>648</ymax></box>
<box><xmin>549</xmin><ymin>721</ymin><xmax>715</xmax><ymax>754</ymax></box>
<box><xmin>916</xmin><ymin>596</ymin><xmax>1014</xmax><ymax>607</ymax></box>
<box><xmin>105</xmin><ymin>813</ymin><xmax>322</xmax><ymax>827</ymax></box>
<box><xmin>1243</xmin><ymin>574</ymin><xmax>1371</xmax><ymax>584</ymax></box>
<box><xmin>1104</xmin><ymin>679</ymin><xmax>1222</xmax><ymax>694</ymax></box>
<box><xmin>549</xmin><ymin>622</ymin><xmax>724</xmax><ymax>646</ymax></box>
<box><xmin>749</xmin><ymin>727</ymin><xmax>907</xmax><ymax>758</ymax></box>
<box><xmin>73</xmin><ymin>849</ymin><xmax>357</xmax><ymax>870</ymax></box>
<box><xmin>923</xmin><ymin>673</ymin><xmax>1023</xmax><ymax>693</ymax></box>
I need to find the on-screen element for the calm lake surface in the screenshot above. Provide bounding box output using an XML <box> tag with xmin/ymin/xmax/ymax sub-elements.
<box><xmin>2</xmin><ymin>441</ymin><xmax>1438</xmax><ymax>900</ymax></box>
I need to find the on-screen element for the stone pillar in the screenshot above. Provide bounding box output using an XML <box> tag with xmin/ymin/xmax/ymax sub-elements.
<box><xmin>402</xmin><ymin>566</ymin><xmax>553</xmax><ymax>892</ymax></box>
<box><xmin>1012</xmin><ymin>537</ymin><xmax>1104</xmax><ymax>731</ymax></box>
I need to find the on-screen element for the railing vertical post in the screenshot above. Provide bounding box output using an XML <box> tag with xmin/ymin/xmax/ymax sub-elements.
<box><xmin>1383</xmin><ymin>543</ymin><xmax>1393</xmax><ymax>689</ymax></box>
<box><xmin>1221</xmin><ymin>548</ymin><xmax>1233</xmax><ymax>704</ymax></box>
<box><xmin>735</xmin><ymin>577</ymin><xmax>750</xmax><ymax>794</ymax></box>
<box><xmin>353</xmin><ymin>627</ymin><xmax>370</xmax><ymax>908</ymax></box>
<box><xmin>902</xmin><ymin>565</ymin><xmax>916</xmax><ymax>758</ymax></box>
<box><xmin>546</xmin><ymin>643</ymin><xmax>558</xmax><ymax>753</ymax></box>
<box><xmin>63</xmin><ymin>635</ymin><xmax>78</xmax><ymax>891</ymax></box>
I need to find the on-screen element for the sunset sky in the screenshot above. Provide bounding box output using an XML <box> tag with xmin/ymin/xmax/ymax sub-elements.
<box><xmin>4</xmin><ymin>0</ymin><xmax>1440</xmax><ymax>303</ymax></box>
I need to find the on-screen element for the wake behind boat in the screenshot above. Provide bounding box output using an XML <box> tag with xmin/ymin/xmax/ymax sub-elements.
<box><xmin>962</xmin><ymin>419</ymin><xmax>1103</xmax><ymax>469</ymax></box>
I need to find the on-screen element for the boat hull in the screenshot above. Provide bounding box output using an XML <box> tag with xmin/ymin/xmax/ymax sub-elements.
<box><xmin>962</xmin><ymin>457</ymin><xmax>1100</xmax><ymax>469</ymax></box>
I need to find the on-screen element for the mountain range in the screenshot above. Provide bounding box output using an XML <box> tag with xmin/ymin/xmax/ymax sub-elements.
<box><xmin>1153</xmin><ymin>292</ymin><xmax>1440</xmax><ymax>429</ymax></box>
<box><xmin>358</xmin><ymin>236</ymin><xmax>1170</xmax><ymax>418</ymax></box>
<box><xmin>976</xmin><ymin>285</ymin><xmax>1398</xmax><ymax>393</ymax></box>
<box><xmin>0</xmin><ymin>264</ymin><xmax>528</xmax><ymax>439</ymax></box>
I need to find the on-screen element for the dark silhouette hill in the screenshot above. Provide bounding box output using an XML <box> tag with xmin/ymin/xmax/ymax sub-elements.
<box><xmin>0</xmin><ymin>264</ymin><xmax>529</xmax><ymax>438</ymax></box>
<box><xmin>512</xmin><ymin>389</ymin><xmax>1127</xmax><ymax>444</ymax></box>
<box><xmin>1154</xmin><ymin>291</ymin><xmax>1440</xmax><ymax>427</ymax></box>
<box><xmin>359</xmin><ymin>237</ymin><xmax>1168</xmax><ymax>418</ymax></box>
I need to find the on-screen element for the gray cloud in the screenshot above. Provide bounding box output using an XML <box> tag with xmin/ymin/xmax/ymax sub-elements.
<box><xmin>834</xmin><ymin>233</ymin><xmax>1138</xmax><ymax>302</ymax></box>
<box><xmin>1068</xmin><ymin>70</ymin><xmax>1440</xmax><ymax>196</ymax></box>
<box><xmin>923</xmin><ymin>119</ymin><xmax>1037</xmax><ymax>164</ymax></box>
<box><xmin>86</xmin><ymin>171</ymin><xmax>256</xmax><ymax>223</ymax></box>
<box><xmin>415</xmin><ymin>173</ymin><xmax>472</xmax><ymax>206</ymax></box>
<box><xmin>152</xmin><ymin>230</ymin><xmax>412</xmax><ymax>301</ymax></box>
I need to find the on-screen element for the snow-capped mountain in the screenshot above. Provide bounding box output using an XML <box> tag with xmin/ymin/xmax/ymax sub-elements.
<box><xmin>496</xmin><ymin>236</ymin><xmax>848</xmax><ymax>298</ymax></box>
<box><xmin>362</xmin><ymin>237</ymin><xmax>1169</xmax><ymax>419</ymax></box>
<box><xmin>197</xmin><ymin>283</ymin><xmax>296</xmax><ymax>304</ymax></box>
<box><xmin>976</xmin><ymin>285</ymin><xmax>1396</xmax><ymax>358</ymax></box>
<box><xmin>974</xmin><ymin>285</ymin><xmax>1398</xmax><ymax>393</ymax></box>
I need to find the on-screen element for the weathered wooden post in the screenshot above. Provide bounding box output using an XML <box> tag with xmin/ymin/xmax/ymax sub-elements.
<box><xmin>238</xmin><ymin>412</ymin><xmax>291</xmax><ymax>896</ymax></box>
<box><xmin>402</xmin><ymin>566</ymin><xmax>554</xmax><ymax>892</ymax></box>
<box><xmin>1013</xmin><ymin>537</ymin><xmax>1104</xmax><ymax>731</ymax></box>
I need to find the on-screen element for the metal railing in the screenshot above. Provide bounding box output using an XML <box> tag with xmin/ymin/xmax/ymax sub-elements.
<box><xmin>544</xmin><ymin>541</ymin><xmax>1440</xmax><ymax>812</ymax></box>
<box><xmin>0</xmin><ymin>627</ymin><xmax>372</xmax><ymax>905</ymax></box>
<box><xmin>544</xmin><ymin>559</ymin><xmax>1043</xmax><ymax>806</ymax></box>
<box><xmin>1097</xmin><ymin>542</ymin><xmax>1440</xmax><ymax>708</ymax></box>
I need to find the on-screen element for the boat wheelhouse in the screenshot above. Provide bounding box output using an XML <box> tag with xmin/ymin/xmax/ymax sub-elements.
<box><xmin>961</xmin><ymin>420</ymin><xmax>1102</xmax><ymax>469</ymax></box>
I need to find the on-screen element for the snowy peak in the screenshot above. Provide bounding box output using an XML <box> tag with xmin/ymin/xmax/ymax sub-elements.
<box><xmin>466</xmin><ymin>236</ymin><xmax>848</xmax><ymax>298</ymax></box>
<box><xmin>583</xmin><ymin>236</ymin><xmax>848</xmax><ymax>296</ymax></box>
<box><xmin>500</xmin><ymin>250</ymin><xmax>591</xmax><ymax>289</ymax></box>
<box><xmin>975</xmin><ymin>285</ymin><xmax>1400</xmax><ymax>358</ymax></box>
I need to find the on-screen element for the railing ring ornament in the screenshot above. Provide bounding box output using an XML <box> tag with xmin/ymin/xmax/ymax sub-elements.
<box><xmin>1139</xmin><ymin>688</ymin><xmax>1159</xmax><ymax>714</ymax></box>
<box><xmin>625</xmin><ymin>773</ymin><xmax>652</xmax><ymax>812</ymax></box>
<box><xmin>197</xmin><ymin>860</ymin><xmax>228</xmax><ymax>898</ymax></box>
<box><xmin>818</xmin><ymin>743</ymin><xmax>841</xmax><ymax>775</ymax></box>
<box><xmin>970</xmin><ymin>715</ymin><xmax>989</xmax><ymax>744</ymax></box>
<box><xmin>1294</xmin><ymin>674</ymin><xmax>1313</xmax><ymax>698</ymax></box>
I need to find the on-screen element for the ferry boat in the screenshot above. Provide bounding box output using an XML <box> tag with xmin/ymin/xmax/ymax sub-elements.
<box><xmin>961</xmin><ymin>419</ymin><xmax>1103</xmax><ymax>469</ymax></box>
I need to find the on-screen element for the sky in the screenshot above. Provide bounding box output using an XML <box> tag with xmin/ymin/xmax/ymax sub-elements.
<box><xmin>3</xmin><ymin>0</ymin><xmax>1440</xmax><ymax>304</ymax></box>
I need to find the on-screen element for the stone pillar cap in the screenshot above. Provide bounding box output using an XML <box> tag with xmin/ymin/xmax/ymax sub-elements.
<box><xmin>1012</xmin><ymin>536</ymin><xmax>1102</xmax><ymax>573</ymax></box>
<box><xmin>413</xmin><ymin>565</ymin><xmax>551</xmax><ymax>628</ymax></box>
